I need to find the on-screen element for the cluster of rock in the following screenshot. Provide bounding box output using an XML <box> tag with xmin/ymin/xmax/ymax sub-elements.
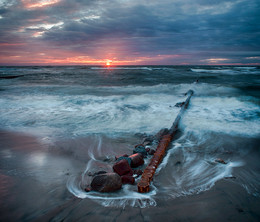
<box><xmin>85</xmin><ymin>130</ymin><xmax>170</xmax><ymax>193</ymax></box>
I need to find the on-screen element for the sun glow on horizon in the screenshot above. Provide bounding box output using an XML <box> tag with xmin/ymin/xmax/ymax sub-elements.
<box><xmin>106</xmin><ymin>60</ymin><xmax>112</xmax><ymax>66</ymax></box>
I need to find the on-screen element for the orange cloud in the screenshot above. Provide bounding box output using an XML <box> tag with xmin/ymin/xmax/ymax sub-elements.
<box><xmin>22</xmin><ymin>0</ymin><xmax>61</xmax><ymax>9</ymax></box>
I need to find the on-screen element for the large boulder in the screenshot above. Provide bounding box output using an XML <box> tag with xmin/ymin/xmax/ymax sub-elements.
<box><xmin>129</xmin><ymin>153</ymin><xmax>144</xmax><ymax>168</ymax></box>
<box><xmin>90</xmin><ymin>173</ymin><xmax>122</xmax><ymax>192</ymax></box>
<box><xmin>113</xmin><ymin>159</ymin><xmax>133</xmax><ymax>176</ymax></box>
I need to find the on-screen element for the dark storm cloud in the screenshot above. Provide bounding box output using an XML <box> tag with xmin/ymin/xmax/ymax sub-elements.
<box><xmin>0</xmin><ymin>0</ymin><xmax>259</xmax><ymax>64</ymax></box>
<box><xmin>46</xmin><ymin>0</ymin><xmax>260</xmax><ymax>50</ymax></box>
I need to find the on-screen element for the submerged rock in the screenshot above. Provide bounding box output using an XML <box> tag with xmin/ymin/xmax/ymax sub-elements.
<box><xmin>215</xmin><ymin>158</ymin><xmax>227</xmax><ymax>164</ymax></box>
<box><xmin>175</xmin><ymin>161</ymin><xmax>181</xmax><ymax>166</ymax></box>
<box><xmin>133</xmin><ymin>169</ymin><xmax>143</xmax><ymax>177</ymax></box>
<box><xmin>90</xmin><ymin>173</ymin><xmax>122</xmax><ymax>192</ymax></box>
<box><xmin>129</xmin><ymin>153</ymin><xmax>144</xmax><ymax>168</ymax></box>
<box><xmin>133</xmin><ymin>144</ymin><xmax>147</xmax><ymax>157</ymax></box>
<box><xmin>175</xmin><ymin>102</ymin><xmax>185</xmax><ymax>107</ymax></box>
<box><xmin>142</xmin><ymin>136</ymin><xmax>154</xmax><ymax>146</ymax></box>
<box><xmin>148</xmin><ymin>149</ymin><xmax>155</xmax><ymax>155</ymax></box>
<box><xmin>113</xmin><ymin>159</ymin><xmax>133</xmax><ymax>176</ymax></box>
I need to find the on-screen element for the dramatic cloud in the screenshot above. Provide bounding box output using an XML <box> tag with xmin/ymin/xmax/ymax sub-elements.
<box><xmin>0</xmin><ymin>0</ymin><xmax>259</xmax><ymax>65</ymax></box>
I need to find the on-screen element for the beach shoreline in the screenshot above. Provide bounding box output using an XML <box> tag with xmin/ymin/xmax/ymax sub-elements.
<box><xmin>0</xmin><ymin>130</ymin><xmax>259</xmax><ymax>221</ymax></box>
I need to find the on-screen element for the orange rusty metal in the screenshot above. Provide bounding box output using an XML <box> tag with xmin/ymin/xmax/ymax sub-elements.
<box><xmin>137</xmin><ymin>90</ymin><xmax>193</xmax><ymax>193</ymax></box>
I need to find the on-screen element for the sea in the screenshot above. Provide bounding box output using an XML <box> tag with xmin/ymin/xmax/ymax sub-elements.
<box><xmin>0</xmin><ymin>65</ymin><xmax>259</xmax><ymax>220</ymax></box>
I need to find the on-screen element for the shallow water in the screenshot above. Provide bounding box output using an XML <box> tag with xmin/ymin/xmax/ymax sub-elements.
<box><xmin>0</xmin><ymin>65</ymin><xmax>259</xmax><ymax>220</ymax></box>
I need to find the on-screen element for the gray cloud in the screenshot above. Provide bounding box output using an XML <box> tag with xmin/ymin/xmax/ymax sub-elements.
<box><xmin>0</xmin><ymin>0</ymin><xmax>259</xmax><ymax>64</ymax></box>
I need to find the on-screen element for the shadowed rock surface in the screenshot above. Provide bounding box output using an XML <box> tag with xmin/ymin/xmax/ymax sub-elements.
<box><xmin>90</xmin><ymin>173</ymin><xmax>122</xmax><ymax>192</ymax></box>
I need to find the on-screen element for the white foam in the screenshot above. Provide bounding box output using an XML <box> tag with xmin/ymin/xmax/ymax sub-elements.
<box><xmin>153</xmin><ymin>133</ymin><xmax>247</xmax><ymax>198</ymax></box>
<box><xmin>191</xmin><ymin>68</ymin><xmax>235</xmax><ymax>74</ymax></box>
<box><xmin>67</xmin><ymin>170</ymin><xmax>157</xmax><ymax>208</ymax></box>
<box><xmin>0</xmin><ymin>83</ymin><xmax>259</xmax><ymax>139</ymax></box>
<box><xmin>181</xmin><ymin>96</ymin><xmax>260</xmax><ymax>137</ymax></box>
<box><xmin>191</xmin><ymin>67</ymin><xmax>260</xmax><ymax>75</ymax></box>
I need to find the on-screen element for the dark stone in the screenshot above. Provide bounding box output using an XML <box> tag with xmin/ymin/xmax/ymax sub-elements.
<box><xmin>115</xmin><ymin>154</ymin><xmax>128</xmax><ymax>160</ymax></box>
<box><xmin>175</xmin><ymin>161</ymin><xmax>181</xmax><ymax>165</ymax></box>
<box><xmin>129</xmin><ymin>153</ymin><xmax>144</xmax><ymax>168</ymax></box>
<box><xmin>175</xmin><ymin>102</ymin><xmax>185</xmax><ymax>107</ymax></box>
<box><xmin>215</xmin><ymin>158</ymin><xmax>227</xmax><ymax>164</ymax></box>
<box><xmin>90</xmin><ymin>173</ymin><xmax>122</xmax><ymax>192</ymax></box>
<box><xmin>85</xmin><ymin>187</ymin><xmax>91</xmax><ymax>192</ymax></box>
<box><xmin>95</xmin><ymin>171</ymin><xmax>107</xmax><ymax>175</ymax></box>
<box><xmin>121</xmin><ymin>175</ymin><xmax>135</xmax><ymax>185</ymax></box>
<box><xmin>113</xmin><ymin>159</ymin><xmax>133</xmax><ymax>176</ymax></box>
<box><xmin>116</xmin><ymin>156</ymin><xmax>132</xmax><ymax>166</ymax></box>
<box><xmin>133</xmin><ymin>145</ymin><xmax>147</xmax><ymax>157</ymax></box>
<box><xmin>145</xmin><ymin>148</ymin><xmax>150</xmax><ymax>152</ymax></box>
<box><xmin>88</xmin><ymin>170</ymin><xmax>107</xmax><ymax>177</ymax></box>
<box><xmin>224</xmin><ymin>176</ymin><xmax>236</xmax><ymax>179</ymax></box>
<box><xmin>142</xmin><ymin>136</ymin><xmax>154</xmax><ymax>145</ymax></box>
<box><xmin>148</xmin><ymin>149</ymin><xmax>156</xmax><ymax>155</ymax></box>
<box><xmin>133</xmin><ymin>169</ymin><xmax>143</xmax><ymax>177</ymax></box>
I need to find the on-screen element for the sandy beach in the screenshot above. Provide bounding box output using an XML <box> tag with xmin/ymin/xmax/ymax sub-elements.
<box><xmin>0</xmin><ymin>130</ymin><xmax>259</xmax><ymax>221</ymax></box>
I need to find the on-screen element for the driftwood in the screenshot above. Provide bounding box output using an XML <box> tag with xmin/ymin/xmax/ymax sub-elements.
<box><xmin>137</xmin><ymin>90</ymin><xmax>194</xmax><ymax>193</ymax></box>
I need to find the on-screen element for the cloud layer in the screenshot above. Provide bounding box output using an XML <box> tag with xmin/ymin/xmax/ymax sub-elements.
<box><xmin>0</xmin><ymin>0</ymin><xmax>259</xmax><ymax>65</ymax></box>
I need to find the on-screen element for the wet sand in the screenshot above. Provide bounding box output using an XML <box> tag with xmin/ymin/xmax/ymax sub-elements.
<box><xmin>0</xmin><ymin>130</ymin><xmax>259</xmax><ymax>221</ymax></box>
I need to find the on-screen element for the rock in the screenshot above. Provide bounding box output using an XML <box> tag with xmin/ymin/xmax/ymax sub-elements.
<box><xmin>85</xmin><ymin>187</ymin><xmax>91</xmax><ymax>192</ymax></box>
<box><xmin>148</xmin><ymin>149</ymin><xmax>155</xmax><ymax>155</ymax></box>
<box><xmin>88</xmin><ymin>170</ymin><xmax>107</xmax><ymax>177</ymax></box>
<box><xmin>154</xmin><ymin>128</ymin><xmax>169</xmax><ymax>141</ymax></box>
<box><xmin>133</xmin><ymin>169</ymin><xmax>143</xmax><ymax>177</ymax></box>
<box><xmin>145</xmin><ymin>148</ymin><xmax>150</xmax><ymax>152</ymax></box>
<box><xmin>224</xmin><ymin>176</ymin><xmax>236</xmax><ymax>179</ymax></box>
<box><xmin>113</xmin><ymin>159</ymin><xmax>133</xmax><ymax>176</ymax></box>
<box><xmin>175</xmin><ymin>161</ymin><xmax>181</xmax><ymax>165</ymax></box>
<box><xmin>215</xmin><ymin>158</ymin><xmax>227</xmax><ymax>164</ymax></box>
<box><xmin>94</xmin><ymin>171</ymin><xmax>107</xmax><ymax>176</ymax></box>
<box><xmin>142</xmin><ymin>136</ymin><xmax>154</xmax><ymax>145</ymax></box>
<box><xmin>115</xmin><ymin>154</ymin><xmax>128</xmax><ymax>160</ymax></box>
<box><xmin>129</xmin><ymin>153</ymin><xmax>144</xmax><ymax>168</ymax></box>
<box><xmin>116</xmin><ymin>156</ymin><xmax>132</xmax><ymax>166</ymax></box>
<box><xmin>175</xmin><ymin>102</ymin><xmax>185</xmax><ymax>107</ymax></box>
<box><xmin>121</xmin><ymin>175</ymin><xmax>135</xmax><ymax>185</ymax></box>
<box><xmin>90</xmin><ymin>173</ymin><xmax>122</xmax><ymax>192</ymax></box>
<box><xmin>133</xmin><ymin>144</ymin><xmax>147</xmax><ymax>157</ymax></box>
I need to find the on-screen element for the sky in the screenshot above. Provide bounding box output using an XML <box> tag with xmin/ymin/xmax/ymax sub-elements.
<box><xmin>0</xmin><ymin>0</ymin><xmax>259</xmax><ymax>65</ymax></box>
